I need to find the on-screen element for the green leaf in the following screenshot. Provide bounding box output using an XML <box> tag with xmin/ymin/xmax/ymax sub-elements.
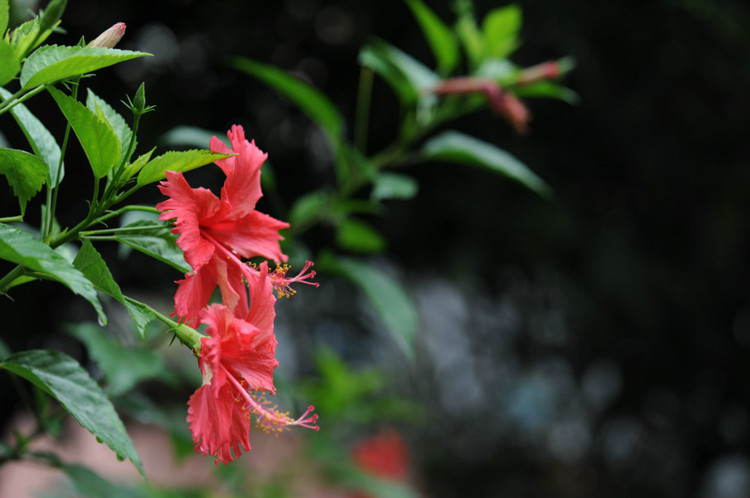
<box><xmin>122</xmin><ymin>299</ymin><xmax>156</xmax><ymax>340</ymax></box>
<box><xmin>9</xmin><ymin>17</ymin><xmax>52</xmax><ymax>59</ymax></box>
<box><xmin>455</xmin><ymin>3</ymin><xmax>484</xmax><ymax>69</ymax></box>
<box><xmin>420</xmin><ymin>131</ymin><xmax>552</xmax><ymax>197</ymax></box>
<box><xmin>229</xmin><ymin>57</ymin><xmax>344</xmax><ymax>144</ymax></box>
<box><xmin>136</xmin><ymin>149</ymin><xmax>232</xmax><ymax>186</ymax></box>
<box><xmin>0</xmin><ymin>0</ymin><xmax>8</xmax><ymax>34</ymax></box>
<box><xmin>20</xmin><ymin>45</ymin><xmax>150</xmax><ymax>89</ymax></box>
<box><xmin>358</xmin><ymin>38</ymin><xmax>439</xmax><ymax>104</ymax></box>
<box><xmin>344</xmin><ymin>470</ymin><xmax>421</xmax><ymax>498</ymax></box>
<box><xmin>121</xmin><ymin>147</ymin><xmax>154</xmax><ymax>181</ymax></box>
<box><xmin>73</xmin><ymin>239</ymin><xmax>123</xmax><ymax>298</ymax></box>
<box><xmin>0</xmin><ymin>147</ymin><xmax>47</xmax><ymax>215</ymax></box>
<box><xmin>482</xmin><ymin>4</ymin><xmax>522</xmax><ymax>59</ymax></box>
<box><xmin>61</xmin><ymin>463</ymin><xmax>142</xmax><ymax>498</ymax></box>
<box><xmin>336</xmin><ymin>218</ymin><xmax>385</xmax><ymax>254</ymax></box>
<box><xmin>405</xmin><ymin>0</ymin><xmax>459</xmax><ymax>75</ymax></box>
<box><xmin>474</xmin><ymin>58</ymin><xmax>518</xmax><ymax>82</ymax></box>
<box><xmin>371</xmin><ymin>173</ymin><xmax>418</xmax><ymax>201</ymax></box>
<box><xmin>0</xmin><ymin>39</ymin><xmax>20</xmax><ymax>86</ymax></box>
<box><xmin>0</xmin><ymin>337</ymin><xmax>10</xmax><ymax>361</ymax></box>
<box><xmin>514</xmin><ymin>80</ymin><xmax>580</xmax><ymax>104</ymax></box>
<box><xmin>1</xmin><ymin>350</ymin><xmax>144</xmax><ymax>477</ymax></box>
<box><xmin>319</xmin><ymin>254</ymin><xmax>417</xmax><ymax>358</ymax></box>
<box><xmin>73</xmin><ymin>239</ymin><xmax>154</xmax><ymax>337</ymax></box>
<box><xmin>66</xmin><ymin>323</ymin><xmax>168</xmax><ymax>396</ymax></box>
<box><xmin>48</xmin><ymin>86</ymin><xmax>120</xmax><ymax>179</ymax></box>
<box><xmin>116</xmin><ymin>234</ymin><xmax>190</xmax><ymax>273</ymax></box>
<box><xmin>86</xmin><ymin>88</ymin><xmax>133</xmax><ymax>160</ymax></box>
<box><xmin>0</xmin><ymin>87</ymin><xmax>64</xmax><ymax>186</ymax></box>
<box><xmin>288</xmin><ymin>190</ymin><xmax>331</xmax><ymax>228</ymax></box>
<box><xmin>159</xmin><ymin>125</ymin><xmax>221</xmax><ymax>148</ymax></box>
<box><xmin>0</xmin><ymin>223</ymin><xmax>106</xmax><ymax>322</ymax></box>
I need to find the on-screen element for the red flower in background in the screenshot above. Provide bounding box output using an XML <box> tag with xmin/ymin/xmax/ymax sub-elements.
<box><xmin>352</xmin><ymin>428</ymin><xmax>410</xmax><ymax>481</ymax></box>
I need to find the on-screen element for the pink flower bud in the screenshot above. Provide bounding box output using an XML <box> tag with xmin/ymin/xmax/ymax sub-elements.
<box><xmin>432</xmin><ymin>77</ymin><xmax>531</xmax><ymax>134</ymax></box>
<box><xmin>517</xmin><ymin>61</ymin><xmax>562</xmax><ymax>85</ymax></box>
<box><xmin>87</xmin><ymin>22</ymin><xmax>126</xmax><ymax>49</ymax></box>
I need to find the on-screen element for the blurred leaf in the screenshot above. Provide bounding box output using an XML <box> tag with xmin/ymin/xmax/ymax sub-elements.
<box><xmin>359</xmin><ymin>38</ymin><xmax>439</xmax><ymax>104</ymax></box>
<box><xmin>66</xmin><ymin>323</ymin><xmax>171</xmax><ymax>396</ymax></box>
<box><xmin>288</xmin><ymin>190</ymin><xmax>331</xmax><ymax>228</ymax></box>
<box><xmin>514</xmin><ymin>80</ymin><xmax>580</xmax><ymax>104</ymax></box>
<box><xmin>301</xmin><ymin>347</ymin><xmax>383</xmax><ymax>421</ymax></box>
<box><xmin>319</xmin><ymin>254</ymin><xmax>417</xmax><ymax>358</ymax></box>
<box><xmin>86</xmin><ymin>88</ymin><xmax>133</xmax><ymax>161</ymax></box>
<box><xmin>454</xmin><ymin>1</ymin><xmax>484</xmax><ymax>69</ymax></box>
<box><xmin>336</xmin><ymin>218</ymin><xmax>386</xmax><ymax>254</ymax></box>
<box><xmin>482</xmin><ymin>4</ymin><xmax>522</xmax><ymax>59</ymax></box>
<box><xmin>474</xmin><ymin>58</ymin><xmax>518</xmax><ymax>82</ymax></box>
<box><xmin>73</xmin><ymin>239</ymin><xmax>155</xmax><ymax>337</ymax></box>
<box><xmin>371</xmin><ymin>173</ymin><xmax>418</xmax><ymax>201</ymax></box>
<box><xmin>0</xmin><ymin>337</ymin><xmax>10</xmax><ymax>361</ymax></box>
<box><xmin>62</xmin><ymin>463</ymin><xmax>142</xmax><ymax>498</ymax></box>
<box><xmin>20</xmin><ymin>46</ymin><xmax>150</xmax><ymax>89</ymax></box>
<box><xmin>405</xmin><ymin>0</ymin><xmax>459</xmax><ymax>75</ymax></box>
<box><xmin>159</xmin><ymin>125</ymin><xmax>220</xmax><ymax>148</ymax></box>
<box><xmin>229</xmin><ymin>57</ymin><xmax>344</xmax><ymax>144</ymax></box>
<box><xmin>343</xmin><ymin>471</ymin><xmax>420</xmax><ymax>498</ymax></box>
<box><xmin>0</xmin><ymin>87</ymin><xmax>64</xmax><ymax>186</ymax></box>
<box><xmin>0</xmin><ymin>39</ymin><xmax>20</xmax><ymax>86</ymax></box>
<box><xmin>0</xmin><ymin>147</ymin><xmax>47</xmax><ymax>215</ymax></box>
<box><xmin>0</xmin><ymin>350</ymin><xmax>144</xmax><ymax>477</ymax></box>
<box><xmin>0</xmin><ymin>223</ymin><xmax>105</xmax><ymax>323</ymax></box>
<box><xmin>49</xmin><ymin>86</ymin><xmax>120</xmax><ymax>179</ymax></box>
<box><xmin>136</xmin><ymin>149</ymin><xmax>232</xmax><ymax>186</ymax></box>
<box><xmin>420</xmin><ymin>131</ymin><xmax>552</xmax><ymax>198</ymax></box>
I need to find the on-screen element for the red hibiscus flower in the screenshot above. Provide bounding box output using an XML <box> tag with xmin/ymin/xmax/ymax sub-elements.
<box><xmin>157</xmin><ymin>126</ymin><xmax>289</xmax><ymax>270</ymax></box>
<box><xmin>157</xmin><ymin>125</ymin><xmax>291</xmax><ymax>323</ymax></box>
<box><xmin>187</xmin><ymin>262</ymin><xmax>318</xmax><ymax>465</ymax></box>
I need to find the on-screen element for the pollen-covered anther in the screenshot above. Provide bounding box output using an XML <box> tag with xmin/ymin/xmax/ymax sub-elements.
<box><xmin>269</xmin><ymin>260</ymin><xmax>319</xmax><ymax>298</ymax></box>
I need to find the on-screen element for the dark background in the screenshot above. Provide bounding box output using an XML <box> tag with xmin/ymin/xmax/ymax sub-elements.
<box><xmin>2</xmin><ymin>0</ymin><xmax>750</xmax><ymax>496</ymax></box>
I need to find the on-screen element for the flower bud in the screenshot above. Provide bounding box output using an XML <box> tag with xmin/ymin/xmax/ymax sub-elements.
<box><xmin>133</xmin><ymin>82</ymin><xmax>146</xmax><ymax>114</ymax></box>
<box><xmin>88</xmin><ymin>22</ymin><xmax>126</xmax><ymax>49</ymax></box>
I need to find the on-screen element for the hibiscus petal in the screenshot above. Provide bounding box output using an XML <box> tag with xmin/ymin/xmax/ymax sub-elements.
<box><xmin>201</xmin><ymin>302</ymin><xmax>278</xmax><ymax>393</ymax></box>
<box><xmin>246</xmin><ymin>262</ymin><xmax>277</xmax><ymax>340</ymax></box>
<box><xmin>157</xmin><ymin>171</ymin><xmax>223</xmax><ymax>270</ymax></box>
<box><xmin>174</xmin><ymin>259</ymin><xmax>219</xmax><ymax>325</ymax></box>
<box><xmin>205</xmin><ymin>210</ymin><xmax>289</xmax><ymax>263</ymax></box>
<box><xmin>187</xmin><ymin>382</ymin><xmax>251</xmax><ymax>465</ymax></box>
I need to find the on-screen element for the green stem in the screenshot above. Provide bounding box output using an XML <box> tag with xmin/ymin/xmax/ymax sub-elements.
<box><xmin>0</xmin><ymin>86</ymin><xmax>44</xmax><ymax>116</ymax></box>
<box><xmin>123</xmin><ymin>296</ymin><xmax>206</xmax><ymax>351</ymax></box>
<box><xmin>102</xmin><ymin>112</ymin><xmax>141</xmax><ymax>202</ymax></box>
<box><xmin>79</xmin><ymin>224</ymin><xmax>165</xmax><ymax>236</ymax></box>
<box><xmin>354</xmin><ymin>66</ymin><xmax>373</xmax><ymax>154</ymax></box>
<box><xmin>96</xmin><ymin>205</ymin><xmax>159</xmax><ymax>225</ymax></box>
<box><xmin>0</xmin><ymin>266</ymin><xmax>26</xmax><ymax>294</ymax></box>
<box><xmin>0</xmin><ymin>215</ymin><xmax>23</xmax><ymax>223</ymax></box>
<box><xmin>45</xmin><ymin>81</ymin><xmax>79</xmax><ymax>242</ymax></box>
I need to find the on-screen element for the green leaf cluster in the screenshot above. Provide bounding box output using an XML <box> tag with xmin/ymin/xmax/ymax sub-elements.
<box><xmin>0</xmin><ymin>1</ymin><xmax>233</xmax><ymax>479</ymax></box>
<box><xmin>231</xmin><ymin>0</ymin><xmax>574</xmax><ymax>356</ymax></box>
